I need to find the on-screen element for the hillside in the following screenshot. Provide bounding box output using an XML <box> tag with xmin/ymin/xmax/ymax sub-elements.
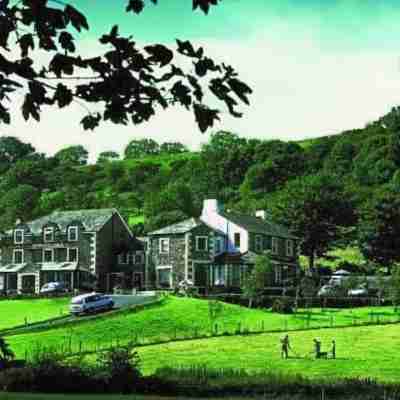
<box><xmin>1</xmin><ymin>107</ymin><xmax>400</xmax><ymax>267</ymax></box>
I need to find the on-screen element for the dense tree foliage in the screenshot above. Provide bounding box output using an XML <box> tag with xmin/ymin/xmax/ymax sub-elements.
<box><xmin>0</xmin><ymin>0</ymin><xmax>251</xmax><ymax>132</ymax></box>
<box><xmin>359</xmin><ymin>186</ymin><xmax>400</xmax><ymax>270</ymax></box>
<box><xmin>1</xmin><ymin>107</ymin><xmax>400</xmax><ymax>272</ymax></box>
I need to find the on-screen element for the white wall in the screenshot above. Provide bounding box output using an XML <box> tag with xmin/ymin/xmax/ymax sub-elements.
<box><xmin>201</xmin><ymin>200</ymin><xmax>249</xmax><ymax>253</ymax></box>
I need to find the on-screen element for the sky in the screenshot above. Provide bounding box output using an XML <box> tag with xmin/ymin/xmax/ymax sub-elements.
<box><xmin>4</xmin><ymin>0</ymin><xmax>400</xmax><ymax>161</ymax></box>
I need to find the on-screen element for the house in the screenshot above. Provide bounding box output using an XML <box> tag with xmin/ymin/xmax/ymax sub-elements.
<box><xmin>146</xmin><ymin>199</ymin><xmax>300</xmax><ymax>291</ymax></box>
<box><xmin>0</xmin><ymin>209</ymin><xmax>145</xmax><ymax>294</ymax></box>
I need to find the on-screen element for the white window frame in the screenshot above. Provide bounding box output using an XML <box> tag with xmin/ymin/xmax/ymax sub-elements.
<box><xmin>214</xmin><ymin>265</ymin><xmax>226</xmax><ymax>286</ymax></box>
<box><xmin>156</xmin><ymin>265</ymin><xmax>172</xmax><ymax>288</ymax></box>
<box><xmin>43</xmin><ymin>248</ymin><xmax>54</xmax><ymax>263</ymax></box>
<box><xmin>195</xmin><ymin>236</ymin><xmax>208</xmax><ymax>251</ymax></box>
<box><xmin>275</xmin><ymin>265</ymin><xmax>283</xmax><ymax>284</ymax></box>
<box><xmin>67</xmin><ymin>226</ymin><xmax>78</xmax><ymax>242</ymax></box>
<box><xmin>13</xmin><ymin>249</ymin><xmax>24</xmax><ymax>264</ymax></box>
<box><xmin>134</xmin><ymin>254</ymin><xmax>143</xmax><ymax>264</ymax></box>
<box><xmin>14</xmin><ymin>229</ymin><xmax>24</xmax><ymax>244</ymax></box>
<box><xmin>43</xmin><ymin>227</ymin><xmax>54</xmax><ymax>243</ymax></box>
<box><xmin>67</xmin><ymin>247</ymin><xmax>79</xmax><ymax>262</ymax></box>
<box><xmin>271</xmin><ymin>237</ymin><xmax>279</xmax><ymax>255</ymax></box>
<box><xmin>214</xmin><ymin>237</ymin><xmax>223</xmax><ymax>254</ymax></box>
<box><xmin>255</xmin><ymin>235</ymin><xmax>263</xmax><ymax>252</ymax></box>
<box><xmin>286</xmin><ymin>239</ymin><xmax>294</xmax><ymax>257</ymax></box>
<box><xmin>118</xmin><ymin>254</ymin><xmax>127</xmax><ymax>264</ymax></box>
<box><xmin>159</xmin><ymin>238</ymin><xmax>170</xmax><ymax>254</ymax></box>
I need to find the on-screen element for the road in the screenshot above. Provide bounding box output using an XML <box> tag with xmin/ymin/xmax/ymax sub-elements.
<box><xmin>110</xmin><ymin>293</ymin><xmax>158</xmax><ymax>309</ymax></box>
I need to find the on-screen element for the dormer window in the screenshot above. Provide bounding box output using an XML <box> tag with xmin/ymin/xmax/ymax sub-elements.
<box><xmin>43</xmin><ymin>227</ymin><xmax>54</xmax><ymax>243</ymax></box>
<box><xmin>14</xmin><ymin>229</ymin><xmax>24</xmax><ymax>244</ymax></box>
<box><xmin>68</xmin><ymin>226</ymin><xmax>78</xmax><ymax>241</ymax></box>
<box><xmin>195</xmin><ymin>236</ymin><xmax>208</xmax><ymax>251</ymax></box>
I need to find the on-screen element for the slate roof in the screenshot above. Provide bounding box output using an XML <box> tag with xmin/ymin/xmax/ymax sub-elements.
<box><xmin>0</xmin><ymin>262</ymin><xmax>83</xmax><ymax>273</ymax></box>
<box><xmin>221</xmin><ymin>212</ymin><xmax>297</xmax><ymax>239</ymax></box>
<box><xmin>148</xmin><ymin>218</ymin><xmax>202</xmax><ymax>235</ymax></box>
<box><xmin>12</xmin><ymin>209</ymin><xmax>117</xmax><ymax>235</ymax></box>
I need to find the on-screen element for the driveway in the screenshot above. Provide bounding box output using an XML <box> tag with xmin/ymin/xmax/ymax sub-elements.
<box><xmin>110</xmin><ymin>292</ymin><xmax>158</xmax><ymax>309</ymax></box>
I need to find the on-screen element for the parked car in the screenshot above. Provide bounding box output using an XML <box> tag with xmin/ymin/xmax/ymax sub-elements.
<box><xmin>317</xmin><ymin>285</ymin><xmax>337</xmax><ymax>297</ymax></box>
<box><xmin>347</xmin><ymin>287</ymin><xmax>368</xmax><ymax>297</ymax></box>
<box><xmin>40</xmin><ymin>281</ymin><xmax>68</xmax><ymax>295</ymax></box>
<box><xmin>70</xmin><ymin>293</ymin><xmax>114</xmax><ymax>315</ymax></box>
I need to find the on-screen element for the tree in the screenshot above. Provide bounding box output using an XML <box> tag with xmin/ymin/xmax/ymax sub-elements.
<box><xmin>160</xmin><ymin>142</ymin><xmax>188</xmax><ymax>154</ymax></box>
<box><xmin>0</xmin><ymin>185</ymin><xmax>40</xmax><ymax>229</ymax></box>
<box><xmin>54</xmin><ymin>145</ymin><xmax>88</xmax><ymax>166</ymax></box>
<box><xmin>97</xmin><ymin>151</ymin><xmax>120</xmax><ymax>164</ymax></box>
<box><xmin>271</xmin><ymin>174</ymin><xmax>355</xmax><ymax>271</ymax></box>
<box><xmin>124</xmin><ymin>139</ymin><xmax>160</xmax><ymax>159</ymax></box>
<box><xmin>242</xmin><ymin>253</ymin><xmax>274</xmax><ymax>308</ymax></box>
<box><xmin>0</xmin><ymin>136</ymin><xmax>35</xmax><ymax>172</ymax></box>
<box><xmin>359</xmin><ymin>188</ymin><xmax>400</xmax><ymax>271</ymax></box>
<box><xmin>0</xmin><ymin>1</ymin><xmax>251</xmax><ymax>133</ymax></box>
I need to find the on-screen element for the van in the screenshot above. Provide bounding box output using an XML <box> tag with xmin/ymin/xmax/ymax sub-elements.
<box><xmin>70</xmin><ymin>293</ymin><xmax>114</xmax><ymax>315</ymax></box>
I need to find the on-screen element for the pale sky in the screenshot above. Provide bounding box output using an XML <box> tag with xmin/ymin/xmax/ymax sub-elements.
<box><xmin>3</xmin><ymin>0</ymin><xmax>400</xmax><ymax>162</ymax></box>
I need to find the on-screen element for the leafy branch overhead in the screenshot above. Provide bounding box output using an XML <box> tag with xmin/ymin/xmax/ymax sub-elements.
<box><xmin>0</xmin><ymin>0</ymin><xmax>251</xmax><ymax>132</ymax></box>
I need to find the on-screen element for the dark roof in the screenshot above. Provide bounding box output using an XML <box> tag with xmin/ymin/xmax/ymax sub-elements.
<box><xmin>221</xmin><ymin>212</ymin><xmax>297</xmax><ymax>239</ymax></box>
<box><xmin>148</xmin><ymin>218</ymin><xmax>225</xmax><ymax>236</ymax></box>
<box><xmin>11</xmin><ymin>209</ymin><xmax>117</xmax><ymax>235</ymax></box>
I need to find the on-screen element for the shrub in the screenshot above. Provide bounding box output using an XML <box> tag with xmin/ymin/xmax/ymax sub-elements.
<box><xmin>0</xmin><ymin>367</ymin><xmax>34</xmax><ymax>392</ymax></box>
<box><xmin>272</xmin><ymin>298</ymin><xmax>294</xmax><ymax>314</ymax></box>
<box><xmin>96</xmin><ymin>341</ymin><xmax>141</xmax><ymax>393</ymax></box>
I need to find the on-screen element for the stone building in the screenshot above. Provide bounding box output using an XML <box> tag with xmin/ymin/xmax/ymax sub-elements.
<box><xmin>146</xmin><ymin>199</ymin><xmax>300</xmax><ymax>291</ymax></box>
<box><xmin>0</xmin><ymin>209</ymin><xmax>145</xmax><ymax>294</ymax></box>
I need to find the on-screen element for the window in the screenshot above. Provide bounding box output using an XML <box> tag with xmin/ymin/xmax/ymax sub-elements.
<box><xmin>214</xmin><ymin>238</ymin><xmax>223</xmax><ymax>254</ymax></box>
<box><xmin>43</xmin><ymin>249</ymin><xmax>54</xmax><ymax>263</ymax></box>
<box><xmin>118</xmin><ymin>254</ymin><xmax>127</xmax><ymax>264</ymax></box>
<box><xmin>127</xmin><ymin>253</ymin><xmax>134</xmax><ymax>264</ymax></box>
<box><xmin>67</xmin><ymin>226</ymin><xmax>78</xmax><ymax>241</ymax></box>
<box><xmin>271</xmin><ymin>237</ymin><xmax>279</xmax><ymax>254</ymax></box>
<box><xmin>195</xmin><ymin>236</ymin><xmax>208</xmax><ymax>251</ymax></box>
<box><xmin>14</xmin><ymin>229</ymin><xmax>24</xmax><ymax>244</ymax></box>
<box><xmin>255</xmin><ymin>235</ymin><xmax>263</xmax><ymax>252</ymax></box>
<box><xmin>13</xmin><ymin>249</ymin><xmax>24</xmax><ymax>264</ymax></box>
<box><xmin>286</xmin><ymin>240</ymin><xmax>294</xmax><ymax>257</ymax></box>
<box><xmin>43</xmin><ymin>227</ymin><xmax>54</xmax><ymax>242</ymax></box>
<box><xmin>275</xmin><ymin>265</ymin><xmax>282</xmax><ymax>284</ymax></box>
<box><xmin>157</xmin><ymin>267</ymin><xmax>172</xmax><ymax>288</ymax></box>
<box><xmin>159</xmin><ymin>238</ymin><xmax>170</xmax><ymax>254</ymax></box>
<box><xmin>214</xmin><ymin>265</ymin><xmax>225</xmax><ymax>286</ymax></box>
<box><xmin>68</xmin><ymin>248</ymin><xmax>78</xmax><ymax>262</ymax></box>
<box><xmin>134</xmin><ymin>254</ymin><xmax>143</xmax><ymax>264</ymax></box>
<box><xmin>234</xmin><ymin>233</ymin><xmax>241</xmax><ymax>248</ymax></box>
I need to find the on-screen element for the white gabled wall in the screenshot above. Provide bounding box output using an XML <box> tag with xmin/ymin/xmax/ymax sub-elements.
<box><xmin>200</xmin><ymin>199</ymin><xmax>248</xmax><ymax>254</ymax></box>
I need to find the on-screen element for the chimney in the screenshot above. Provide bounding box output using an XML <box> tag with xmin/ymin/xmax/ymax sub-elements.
<box><xmin>255</xmin><ymin>210</ymin><xmax>266</xmax><ymax>220</ymax></box>
<box><xmin>15</xmin><ymin>218</ymin><xmax>21</xmax><ymax>226</ymax></box>
<box><xmin>201</xmin><ymin>199</ymin><xmax>222</xmax><ymax>217</ymax></box>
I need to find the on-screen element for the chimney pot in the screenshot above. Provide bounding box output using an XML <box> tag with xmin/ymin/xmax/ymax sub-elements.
<box><xmin>255</xmin><ymin>210</ymin><xmax>266</xmax><ymax>220</ymax></box>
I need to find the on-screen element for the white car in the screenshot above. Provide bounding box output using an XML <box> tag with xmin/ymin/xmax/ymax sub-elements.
<box><xmin>40</xmin><ymin>281</ymin><xmax>67</xmax><ymax>295</ymax></box>
<box><xmin>70</xmin><ymin>293</ymin><xmax>114</xmax><ymax>315</ymax></box>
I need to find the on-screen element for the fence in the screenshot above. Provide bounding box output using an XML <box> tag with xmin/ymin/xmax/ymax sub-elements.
<box><xmin>23</xmin><ymin>305</ymin><xmax>400</xmax><ymax>362</ymax></box>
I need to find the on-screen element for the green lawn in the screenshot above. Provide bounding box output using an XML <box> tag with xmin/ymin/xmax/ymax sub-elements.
<box><xmin>6</xmin><ymin>296</ymin><xmax>400</xmax><ymax>359</ymax></box>
<box><xmin>0</xmin><ymin>395</ymin><xmax>197</xmax><ymax>400</ymax></box>
<box><xmin>138</xmin><ymin>323</ymin><xmax>400</xmax><ymax>382</ymax></box>
<box><xmin>0</xmin><ymin>297</ymin><xmax>70</xmax><ymax>331</ymax></box>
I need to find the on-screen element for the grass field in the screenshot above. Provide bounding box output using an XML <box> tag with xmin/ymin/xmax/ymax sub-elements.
<box><xmin>6</xmin><ymin>296</ymin><xmax>400</xmax><ymax>359</ymax></box>
<box><xmin>0</xmin><ymin>395</ymin><xmax>199</xmax><ymax>400</ymax></box>
<box><xmin>137</xmin><ymin>323</ymin><xmax>400</xmax><ymax>382</ymax></box>
<box><xmin>0</xmin><ymin>297</ymin><xmax>70</xmax><ymax>331</ymax></box>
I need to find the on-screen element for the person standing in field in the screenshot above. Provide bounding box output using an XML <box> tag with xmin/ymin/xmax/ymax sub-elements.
<box><xmin>313</xmin><ymin>338</ymin><xmax>321</xmax><ymax>359</ymax></box>
<box><xmin>331</xmin><ymin>340</ymin><xmax>336</xmax><ymax>359</ymax></box>
<box><xmin>280</xmin><ymin>334</ymin><xmax>291</xmax><ymax>359</ymax></box>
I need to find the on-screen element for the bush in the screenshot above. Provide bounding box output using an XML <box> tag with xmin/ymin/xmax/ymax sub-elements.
<box><xmin>271</xmin><ymin>298</ymin><xmax>294</xmax><ymax>314</ymax></box>
<box><xmin>96</xmin><ymin>342</ymin><xmax>141</xmax><ymax>393</ymax></box>
<box><xmin>0</xmin><ymin>367</ymin><xmax>34</xmax><ymax>392</ymax></box>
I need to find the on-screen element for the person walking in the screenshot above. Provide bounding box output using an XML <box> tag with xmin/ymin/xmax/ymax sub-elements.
<box><xmin>280</xmin><ymin>334</ymin><xmax>291</xmax><ymax>359</ymax></box>
<box><xmin>331</xmin><ymin>340</ymin><xmax>336</xmax><ymax>359</ymax></box>
<box><xmin>313</xmin><ymin>338</ymin><xmax>321</xmax><ymax>359</ymax></box>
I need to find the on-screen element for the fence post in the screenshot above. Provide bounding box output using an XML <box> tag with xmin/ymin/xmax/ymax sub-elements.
<box><xmin>284</xmin><ymin>319</ymin><xmax>288</xmax><ymax>331</ymax></box>
<box><xmin>238</xmin><ymin>322</ymin><xmax>241</xmax><ymax>334</ymax></box>
<box><xmin>330</xmin><ymin>314</ymin><xmax>333</xmax><ymax>328</ymax></box>
<box><xmin>261</xmin><ymin>320</ymin><xmax>264</xmax><ymax>332</ymax></box>
<box><xmin>24</xmin><ymin>317</ymin><xmax>28</xmax><ymax>326</ymax></box>
<box><xmin>214</xmin><ymin>323</ymin><xmax>218</xmax><ymax>336</ymax></box>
